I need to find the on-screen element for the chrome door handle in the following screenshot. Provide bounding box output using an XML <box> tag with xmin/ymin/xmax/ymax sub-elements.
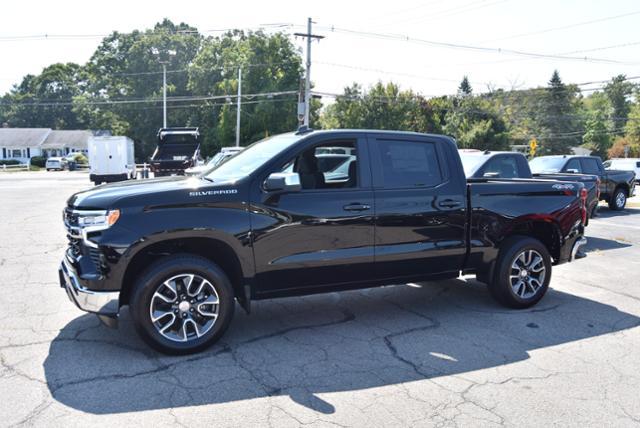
<box><xmin>343</xmin><ymin>203</ymin><xmax>371</xmax><ymax>212</ymax></box>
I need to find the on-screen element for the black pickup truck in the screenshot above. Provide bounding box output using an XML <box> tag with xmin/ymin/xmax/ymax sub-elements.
<box><xmin>530</xmin><ymin>155</ymin><xmax>636</xmax><ymax>210</ymax></box>
<box><xmin>60</xmin><ymin>129</ymin><xmax>588</xmax><ymax>354</ymax></box>
<box><xmin>150</xmin><ymin>127</ymin><xmax>201</xmax><ymax>177</ymax></box>
<box><xmin>459</xmin><ymin>150</ymin><xmax>601</xmax><ymax>222</ymax></box>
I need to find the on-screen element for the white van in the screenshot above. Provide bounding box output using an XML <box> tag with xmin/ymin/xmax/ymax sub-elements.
<box><xmin>603</xmin><ymin>158</ymin><xmax>640</xmax><ymax>182</ymax></box>
<box><xmin>88</xmin><ymin>136</ymin><xmax>136</xmax><ymax>185</ymax></box>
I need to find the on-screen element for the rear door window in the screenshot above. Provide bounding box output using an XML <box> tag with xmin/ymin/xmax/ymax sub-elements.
<box><xmin>581</xmin><ymin>158</ymin><xmax>600</xmax><ymax>175</ymax></box>
<box><xmin>564</xmin><ymin>158</ymin><xmax>582</xmax><ymax>173</ymax></box>
<box><xmin>481</xmin><ymin>156</ymin><xmax>521</xmax><ymax>178</ymax></box>
<box><xmin>374</xmin><ymin>140</ymin><xmax>443</xmax><ymax>188</ymax></box>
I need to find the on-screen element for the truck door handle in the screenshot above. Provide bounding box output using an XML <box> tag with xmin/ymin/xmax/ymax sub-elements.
<box><xmin>343</xmin><ymin>203</ymin><xmax>371</xmax><ymax>212</ymax></box>
<box><xmin>437</xmin><ymin>199</ymin><xmax>462</xmax><ymax>209</ymax></box>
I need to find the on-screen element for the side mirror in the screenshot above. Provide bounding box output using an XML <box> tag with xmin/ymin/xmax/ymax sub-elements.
<box><xmin>566</xmin><ymin>168</ymin><xmax>579</xmax><ymax>174</ymax></box>
<box><xmin>483</xmin><ymin>172</ymin><xmax>500</xmax><ymax>178</ymax></box>
<box><xmin>264</xmin><ymin>172</ymin><xmax>301</xmax><ymax>192</ymax></box>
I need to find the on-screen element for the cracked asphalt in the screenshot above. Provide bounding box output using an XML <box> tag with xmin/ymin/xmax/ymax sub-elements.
<box><xmin>1</xmin><ymin>171</ymin><xmax>639</xmax><ymax>427</ymax></box>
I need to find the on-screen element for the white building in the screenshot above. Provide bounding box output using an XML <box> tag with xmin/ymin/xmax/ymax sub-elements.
<box><xmin>0</xmin><ymin>128</ymin><xmax>49</xmax><ymax>163</ymax></box>
<box><xmin>0</xmin><ymin>128</ymin><xmax>94</xmax><ymax>163</ymax></box>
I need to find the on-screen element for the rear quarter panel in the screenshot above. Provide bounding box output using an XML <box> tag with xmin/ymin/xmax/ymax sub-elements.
<box><xmin>466</xmin><ymin>179</ymin><xmax>584</xmax><ymax>270</ymax></box>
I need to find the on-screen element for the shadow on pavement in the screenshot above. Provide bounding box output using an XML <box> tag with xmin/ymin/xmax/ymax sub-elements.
<box><xmin>583</xmin><ymin>236</ymin><xmax>632</xmax><ymax>252</ymax></box>
<box><xmin>44</xmin><ymin>279</ymin><xmax>640</xmax><ymax>415</ymax></box>
<box><xmin>595</xmin><ymin>206</ymin><xmax>640</xmax><ymax>219</ymax></box>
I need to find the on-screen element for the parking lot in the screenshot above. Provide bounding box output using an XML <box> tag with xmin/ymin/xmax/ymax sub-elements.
<box><xmin>0</xmin><ymin>170</ymin><xmax>639</xmax><ymax>427</ymax></box>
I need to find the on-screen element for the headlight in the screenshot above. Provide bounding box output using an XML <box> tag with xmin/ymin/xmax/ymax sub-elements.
<box><xmin>77</xmin><ymin>210</ymin><xmax>120</xmax><ymax>228</ymax></box>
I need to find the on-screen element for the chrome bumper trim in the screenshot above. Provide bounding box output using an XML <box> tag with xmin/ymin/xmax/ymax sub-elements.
<box><xmin>59</xmin><ymin>259</ymin><xmax>119</xmax><ymax>316</ymax></box>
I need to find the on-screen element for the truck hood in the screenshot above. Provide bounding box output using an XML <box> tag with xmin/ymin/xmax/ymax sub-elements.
<box><xmin>68</xmin><ymin>176</ymin><xmax>238</xmax><ymax>209</ymax></box>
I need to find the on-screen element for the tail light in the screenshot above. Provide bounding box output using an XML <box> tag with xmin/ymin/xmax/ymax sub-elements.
<box><xmin>595</xmin><ymin>177</ymin><xmax>601</xmax><ymax>200</ymax></box>
<box><xmin>580</xmin><ymin>187</ymin><xmax>588</xmax><ymax>225</ymax></box>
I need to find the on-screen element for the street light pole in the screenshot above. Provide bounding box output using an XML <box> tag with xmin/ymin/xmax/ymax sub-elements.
<box><xmin>151</xmin><ymin>47</ymin><xmax>176</xmax><ymax>129</ymax></box>
<box><xmin>236</xmin><ymin>67</ymin><xmax>242</xmax><ymax>147</ymax></box>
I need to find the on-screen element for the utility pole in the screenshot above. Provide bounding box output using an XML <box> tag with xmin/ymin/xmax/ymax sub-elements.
<box><xmin>294</xmin><ymin>18</ymin><xmax>324</xmax><ymax>127</ymax></box>
<box><xmin>162</xmin><ymin>63</ymin><xmax>167</xmax><ymax>128</ymax></box>
<box><xmin>236</xmin><ymin>67</ymin><xmax>242</xmax><ymax>147</ymax></box>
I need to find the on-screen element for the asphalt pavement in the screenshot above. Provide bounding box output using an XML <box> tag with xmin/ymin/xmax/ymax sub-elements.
<box><xmin>0</xmin><ymin>171</ymin><xmax>639</xmax><ymax>427</ymax></box>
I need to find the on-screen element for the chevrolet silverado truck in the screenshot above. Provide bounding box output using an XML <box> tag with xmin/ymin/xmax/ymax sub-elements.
<box><xmin>60</xmin><ymin>129</ymin><xmax>588</xmax><ymax>354</ymax></box>
<box><xmin>150</xmin><ymin>127</ymin><xmax>201</xmax><ymax>177</ymax></box>
<box><xmin>530</xmin><ymin>155</ymin><xmax>636</xmax><ymax>211</ymax></box>
<box><xmin>459</xmin><ymin>150</ymin><xmax>601</xmax><ymax>222</ymax></box>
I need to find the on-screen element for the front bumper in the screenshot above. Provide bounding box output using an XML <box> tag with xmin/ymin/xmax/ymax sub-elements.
<box><xmin>59</xmin><ymin>257</ymin><xmax>119</xmax><ymax>316</ymax></box>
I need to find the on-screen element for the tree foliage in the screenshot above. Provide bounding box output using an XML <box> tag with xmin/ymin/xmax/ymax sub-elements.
<box><xmin>1</xmin><ymin>21</ymin><xmax>640</xmax><ymax>161</ymax></box>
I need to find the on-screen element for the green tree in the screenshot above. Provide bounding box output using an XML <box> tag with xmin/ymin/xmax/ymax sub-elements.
<box><xmin>583</xmin><ymin>111</ymin><xmax>611</xmax><ymax>158</ymax></box>
<box><xmin>1</xmin><ymin>63</ymin><xmax>85</xmax><ymax>129</ymax></box>
<box><xmin>81</xmin><ymin>19</ymin><xmax>203</xmax><ymax>158</ymax></box>
<box><xmin>624</xmin><ymin>101</ymin><xmax>640</xmax><ymax>141</ymax></box>
<box><xmin>604</xmin><ymin>74</ymin><xmax>636</xmax><ymax>132</ymax></box>
<box><xmin>320</xmin><ymin>81</ymin><xmax>441</xmax><ymax>133</ymax></box>
<box><xmin>536</xmin><ymin>70</ymin><xmax>583</xmax><ymax>154</ymax></box>
<box><xmin>458</xmin><ymin>76</ymin><xmax>472</xmax><ymax>97</ymax></box>
<box><xmin>188</xmin><ymin>30</ymin><xmax>305</xmax><ymax>155</ymax></box>
<box><xmin>443</xmin><ymin>95</ymin><xmax>509</xmax><ymax>150</ymax></box>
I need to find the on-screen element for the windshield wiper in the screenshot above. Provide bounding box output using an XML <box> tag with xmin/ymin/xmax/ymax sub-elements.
<box><xmin>201</xmin><ymin>176</ymin><xmax>214</xmax><ymax>183</ymax></box>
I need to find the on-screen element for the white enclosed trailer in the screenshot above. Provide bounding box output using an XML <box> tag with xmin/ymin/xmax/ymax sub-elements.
<box><xmin>88</xmin><ymin>136</ymin><xmax>135</xmax><ymax>184</ymax></box>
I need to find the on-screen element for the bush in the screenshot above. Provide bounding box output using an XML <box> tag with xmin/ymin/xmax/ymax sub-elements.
<box><xmin>74</xmin><ymin>153</ymin><xmax>89</xmax><ymax>164</ymax></box>
<box><xmin>30</xmin><ymin>156</ymin><xmax>46</xmax><ymax>167</ymax></box>
<box><xmin>0</xmin><ymin>159</ymin><xmax>20</xmax><ymax>166</ymax></box>
<box><xmin>608</xmin><ymin>136</ymin><xmax>640</xmax><ymax>159</ymax></box>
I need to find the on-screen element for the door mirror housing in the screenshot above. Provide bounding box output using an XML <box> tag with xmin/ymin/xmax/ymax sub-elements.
<box><xmin>483</xmin><ymin>172</ymin><xmax>500</xmax><ymax>178</ymax></box>
<box><xmin>264</xmin><ymin>172</ymin><xmax>302</xmax><ymax>192</ymax></box>
<box><xmin>566</xmin><ymin>168</ymin><xmax>579</xmax><ymax>174</ymax></box>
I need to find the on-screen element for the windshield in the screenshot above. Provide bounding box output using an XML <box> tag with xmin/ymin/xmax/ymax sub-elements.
<box><xmin>529</xmin><ymin>157</ymin><xmax>566</xmax><ymax>173</ymax></box>
<box><xmin>203</xmin><ymin>133</ymin><xmax>300</xmax><ymax>181</ymax></box>
<box><xmin>458</xmin><ymin>154</ymin><xmax>487</xmax><ymax>176</ymax></box>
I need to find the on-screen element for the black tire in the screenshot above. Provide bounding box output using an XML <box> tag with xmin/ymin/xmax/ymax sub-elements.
<box><xmin>488</xmin><ymin>236</ymin><xmax>552</xmax><ymax>309</ymax></box>
<box><xmin>608</xmin><ymin>187</ymin><xmax>627</xmax><ymax>211</ymax></box>
<box><xmin>129</xmin><ymin>254</ymin><xmax>235</xmax><ymax>355</ymax></box>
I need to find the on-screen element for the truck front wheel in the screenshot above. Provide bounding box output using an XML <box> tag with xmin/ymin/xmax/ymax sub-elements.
<box><xmin>129</xmin><ymin>254</ymin><xmax>235</xmax><ymax>355</ymax></box>
<box><xmin>489</xmin><ymin>236</ymin><xmax>552</xmax><ymax>309</ymax></box>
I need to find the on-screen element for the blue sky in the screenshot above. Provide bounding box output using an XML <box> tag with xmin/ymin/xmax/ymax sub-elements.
<box><xmin>1</xmin><ymin>0</ymin><xmax>638</xmax><ymax>97</ymax></box>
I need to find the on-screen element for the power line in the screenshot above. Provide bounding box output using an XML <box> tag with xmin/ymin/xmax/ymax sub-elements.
<box><xmin>0</xmin><ymin>24</ymin><xmax>294</xmax><ymax>42</ymax></box>
<box><xmin>0</xmin><ymin>90</ymin><xmax>298</xmax><ymax>107</ymax></box>
<box><xmin>480</xmin><ymin>10</ymin><xmax>640</xmax><ymax>44</ymax></box>
<box><xmin>314</xmin><ymin>24</ymin><xmax>638</xmax><ymax>65</ymax></box>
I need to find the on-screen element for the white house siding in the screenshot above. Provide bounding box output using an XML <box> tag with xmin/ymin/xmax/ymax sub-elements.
<box><xmin>1</xmin><ymin>147</ymin><xmax>42</xmax><ymax>164</ymax></box>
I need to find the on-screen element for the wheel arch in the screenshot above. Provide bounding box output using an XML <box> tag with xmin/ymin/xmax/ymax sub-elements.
<box><xmin>505</xmin><ymin>218</ymin><xmax>562</xmax><ymax>262</ymax></box>
<box><xmin>119</xmin><ymin>235</ymin><xmax>250</xmax><ymax>311</ymax></box>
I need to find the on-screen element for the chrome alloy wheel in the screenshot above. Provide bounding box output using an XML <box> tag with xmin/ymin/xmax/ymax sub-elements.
<box><xmin>149</xmin><ymin>273</ymin><xmax>220</xmax><ymax>342</ymax></box>
<box><xmin>616</xmin><ymin>191</ymin><xmax>626</xmax><ymax>209</ymax></box>
<box><xmin>509</xmin><ymin>249</ymin><xmax>546</xmax><ymax>299</ymax></box>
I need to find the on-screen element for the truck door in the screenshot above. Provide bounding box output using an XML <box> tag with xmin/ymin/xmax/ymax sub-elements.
<box><xmin>250</xmin><ymin>135</ymin><xmax>376</xmax><ymax>294</ymax></box>
<box><xmin>368</xmin><ymin>134</ymin><xmax>467</xmax><ymax>281</ymax></box>
<box><xmin>580</xmin><ymin>157</ymin><xmax>607</xmax><ymax>198</ymax></box>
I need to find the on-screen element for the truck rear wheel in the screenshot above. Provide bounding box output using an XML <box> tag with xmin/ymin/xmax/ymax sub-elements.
<box><xmin>129</xmin><ymin>254</ymin><xmax>235</xmax><ymax>355</ymax></box>
<box><xmin>488</xmin><ymin>236</ymin><xmax>551</xmax><ymax>309</ymax></box>
<box><xmin>608</xmin><ymin>187</ymin><xmax>627</xmax><ymax>211</ymax></box>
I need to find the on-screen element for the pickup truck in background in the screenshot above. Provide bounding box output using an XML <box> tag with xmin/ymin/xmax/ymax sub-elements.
<box><xmin>60</xmin><ymin>129</ymin><xmax>588</xmax><ymax>354</ymax></box>
<box><xmin>604</xmin><ymin>158</ymin><xmax>640</xmax><ymax>183</ymax></box>
<box><xmin>458</xmin><ymin>150</ymin><xmax>600</xmax><ymax>222</ymax></box>
<box><xmin>150</xmin><ymin>127</ymin><xmax>201</xmax><ymax>177</ymax></box>
<box><xmin>529</xmin><ymin>155</ymin><xmax>636</xmax><ymax>210</ymax></box>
